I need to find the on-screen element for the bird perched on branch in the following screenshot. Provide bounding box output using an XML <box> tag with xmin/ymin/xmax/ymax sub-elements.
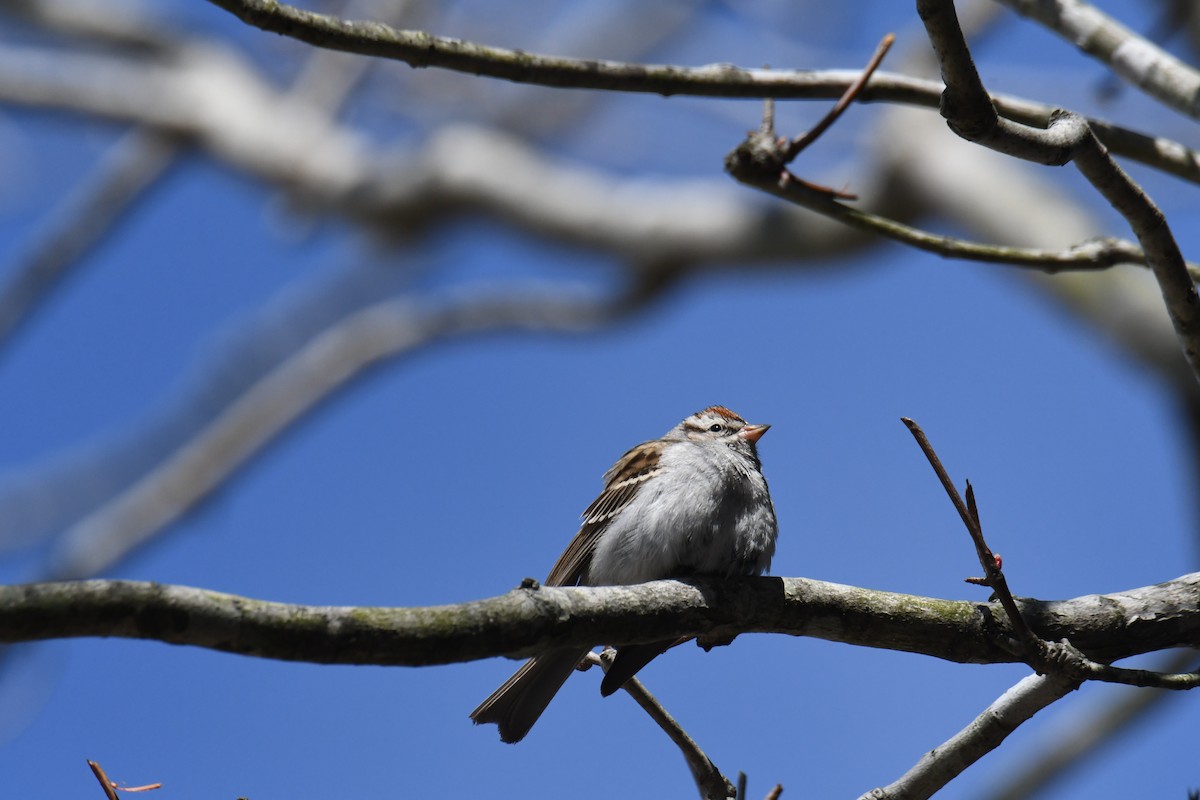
<box><xmin>471</xmin><ymin>406</ymin><xmax>778</xmax><ymax>743</ymax></box>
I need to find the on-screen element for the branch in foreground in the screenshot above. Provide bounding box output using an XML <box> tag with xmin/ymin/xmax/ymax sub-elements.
<box><xmin>202</xmin><ymin>0</ymin><xmax>953</xmax><ymax>100</ymax></box>
<box><xmin>191</xmin><ymin>0</ymin><xmax>1200</xmax><ymax>184</ymax></box>
<box><xmin>86</xmin><ymin>759</ymin><xmax>160</xmax><ymax>799</ymax></box>
<box><xmin>724</xmin><ymin>116</ymin><xmax>1200</xmax><ymax>280</ymax></box>
<box><xmin>903</xmin><ymin>417</ymin><xmax>1200</xmax><ymax>691</ymax></box>
<box><xmin>1</xmin><ymin>575</ymin><xmax>1197</xmax><ymax>668</ymax></box>
<box><xmin>902</xmin><ymin>419</ymin><xmax>1042</xmax><ymax>646</ymax></box>
<box><xmin>859</xmin><ymin>673</ymin><xmax>1079</xmax><ymax>800</ymax></box>
<box><xmin>897</xmin><ymin>416</ymin><xmax>1200</xmax><ymax>793</ymax></box>
<box><xmin>917</xmin><ymin>0</ymin><xmax>1200</xmax><ymax>386</ymax></box>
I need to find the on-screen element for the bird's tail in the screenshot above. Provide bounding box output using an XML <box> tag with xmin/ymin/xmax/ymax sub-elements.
<box><xmin>470</xmin><ymin>648</ymin><xmax>589</xmax><ymax>743</ymax></box>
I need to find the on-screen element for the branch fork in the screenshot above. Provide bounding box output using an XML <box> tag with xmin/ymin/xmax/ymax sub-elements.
<box><xmin>725</xmin><ymin>34</ymin><xmax>894</xmax><ymax>201</ymax></box>
<box><xmin>902</xmin><ymin>416</ymin><xmax>1200</xmax><ymax>691</ymax></box>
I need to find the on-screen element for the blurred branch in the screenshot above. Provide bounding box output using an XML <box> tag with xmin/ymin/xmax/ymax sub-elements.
<box><xmin>985</xmin><ymin>650</ymin><xmax>1198</xmax><ymax>800</ymax></box>
<box><xmin>0</xmin><ymin>44</ymin><xmax>371</xmax><ymax>193</ymax></box>
<box><xmin>859</xmin><ymin>674</ymin><xmax>1080</xmax><ymax>800</ymax></box>
<box><xmin>1</xmin><ymin>573</ymin><xmax>1197</xmax><ymax>667</ymax></box>
<box><xmin>44</xmin><ymin>283</ymin><xmax>647</xmax><ymax>580</ymax></box>
<box><xmin>0</xmin><ymin>43</ymin><xmax>873</xmax><ymax>262</ymax></box>
<box><xmin>7</xmin><ymin>32</ymin><xmax>1189</xmax><ymax>279</ymax></box>
<box><xmin>2</xmin><ymin>0</ymin><xmax>178</xmax><ymax>51</ymax></box>
<box><xmin>181</xmin><ymin>3</ymin><xmax>1200</xmax><ymax>183</ymax></box>
<box><xmin>918</xmin><ymin>0</ymin><xmax>1200</xmax><ymax>385</ymax></box>
<box><xmin>0</xmin><ymin>129</ymin><xmax>178</xmax><ymax>350</ymax></box>
<box><xmin>0</xmin><ymin>0</ymin><xmax>409</xmax><ymax>356</ymax></box>
<box><xmin>997</xmin><ymin>0</ymin><xmax>1200</xmax><ymax>120</ymax></box>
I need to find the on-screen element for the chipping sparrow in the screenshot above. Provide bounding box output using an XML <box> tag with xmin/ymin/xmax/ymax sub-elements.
<box><xmin>471</xmin><ymin>406</ymin><xmax>777</xmax><ymax>743</ymax></box>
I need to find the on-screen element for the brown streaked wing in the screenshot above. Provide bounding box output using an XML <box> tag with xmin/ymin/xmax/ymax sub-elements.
<box><xmin>543</xmin><ymin>521</ymin><xmax>602</xmax><ymax>587</ymax></box>
<box><xmin>543</xmin><ymin>440</ymin><xmax>662</xmax><ymax>587</ymax></box>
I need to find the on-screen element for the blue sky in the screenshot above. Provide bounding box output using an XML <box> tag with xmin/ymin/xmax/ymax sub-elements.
<box><xmin>1</xmin><ymin>1</ymin><xmax>1197</xmax><ymax>798</ymax></box>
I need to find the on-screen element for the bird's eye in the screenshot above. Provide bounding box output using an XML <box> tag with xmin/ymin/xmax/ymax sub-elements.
<box><xmin>708</xmin><ymin>423</ymin><xmax>724</xmax><ymax>433</ymax></box>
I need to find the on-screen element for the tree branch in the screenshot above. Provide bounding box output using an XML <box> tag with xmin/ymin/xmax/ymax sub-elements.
<box><xmin>44</xmin><ymin>284</ymin><xmax>644</xmax><ymax>581</ymax></box>
<box><xmin>917</xmin><ymin>0</ymin><xmax>1200</xmax><ymax>385</ymax></box>
<box><xmin>588</xmin><ymin>651</ymin><xmax>735</xmax><ymax>800</ymax></box>
<box><xmin>984</xmin><ymin>650</ymin><xmax>1199</xmax><ymax>800</ymax></box>
<box><xmin>187</xmin><ymin>1</ymin><xmax>1200</xmax><ymax>183</ymax></box>
<box><xmin>0</xmin><ymin>128</ymin><xmax>178</xmax><ymax>351</ymax></box>
<box><xmin>997</xmin><ymin>0</ymin><xmax>1200</xmax><ymax>120</ymax></box>
<box><xmin>859</xmin><ymin>673</ymin><xmax>1080</xmax><ymax>800</ymax></box>
<box><xmin>904</xmin><ymin>416</ymin><xmax>1200</xmax><ymax>690</ymax></box>
<box><xmin>725</xmin><ymin>119</ymin><xmax>1200</xmax><ymax>280</ymax></box>
<box><xmin>0</xmin><ymin>574</ymin><xmax>1197</xmax><ymax>668</ymax></box>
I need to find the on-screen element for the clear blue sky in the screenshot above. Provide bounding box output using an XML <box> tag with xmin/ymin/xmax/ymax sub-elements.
<box><xmin>1</xmin><ymin>1</ymin><xmax>1196</xmax><ymax>797</ymax></box>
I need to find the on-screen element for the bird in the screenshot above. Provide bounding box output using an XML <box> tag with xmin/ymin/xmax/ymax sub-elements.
<box><xmin>470</xmin><ymin>406</ymin><xmax>778</xmax><ymax>743</ymax></box>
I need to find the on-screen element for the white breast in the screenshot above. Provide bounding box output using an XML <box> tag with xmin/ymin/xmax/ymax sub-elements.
<box><xmin>585</xmin><ymin>441</ymin><xmax>777</xmax><ymax>585</ymax></box>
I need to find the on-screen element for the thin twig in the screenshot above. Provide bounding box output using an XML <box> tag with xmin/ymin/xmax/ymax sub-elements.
<box><xmin>902</xmin><ymin>417</ymin><xmax>1200</xmax><ymax>690</ymax></box>
<box><xmin>787</xmin><ymin>33</ymin><xmax>895</xmax><ymax>158</ymax></box>
<box><xmin>87</xmin><ymin>761</ymin><xmax>120</xmax><ymax>800</ymax></box>
<box><xmin>726</xmin><ymin>115</ymin><xmax>1200</xmax><ymax>281</ymax></box>
<box><xmin>773</xmin><ymin>33</ymin><xmax>896</xmax><ymax>200</ymax></box>
<box><xmin>900</xmin><ymin>419</ymin><xmax>1035</xmax><ymax>648</ymax></box>
<box><xmin>588</xmin><ymin>651</ymin><xmax>734</xmax><ymax>800</ymax></box>
<box><xmin>725</xmin><ymin>42</ymin><xmax>887</xmax><ymax>202</ymax></box>
<box><xmin>86</xmin><ymin>760</ymin><xmax>161</xmax><ymax>798</ymax></box>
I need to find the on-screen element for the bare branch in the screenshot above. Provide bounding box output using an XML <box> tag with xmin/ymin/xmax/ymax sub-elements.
<box><xmin>859</xmin><ymin>674</ymin><xmax>1080</xmax><ymax>800</ymax></box>
<box><xmin>45</xmin><ymin>284</ymin><xmax>642</xmax><ymax>580</ymax></box>
<box><xmin>87</xmin><ymin>761</ymin><xmax>120</xmax><ymax>800</ymax></box>
<box><xmin>0</xmin><ymin>129</ymin><xmax>177</xmax><ymax>350</ymax></box>
<box><xmin>903</xmin><ymin>417</ymin><xmax>1200</xmax><ymax>691</ymax></box>
<box><xmin>588</xmin><ymin>651</ymin><xmax>735</xmax><ymax>800</ymax></box>
<box><xmin>985</xmin><ymin>650</ymin><xmax>1199</xmax><ymax>800</ymax></box>
<box><xmin>900</xmin><ymin>419</ymin><xmax>1037</xmax><ymax>647</ymax></box>
<box><xmin>726</xmin><ymin>109</ymin><xmax>1200</xmax><ymax>279</ymax></box>
<box><xmin>185</xmin><ymin>2</ymin><xmax>1200</xmax><ymax>183</ymax></box>
<box><xmin>0</xmin><ymin>575</ymin><xmax>1197</xmax><ymax>668</ymax></box>
<box><xmin>85</xmin><ymin>760</ymin><xmax>160</xmax><ymax>797</ymax></box>
<box><xmin>786</xmin><ymin>33</ymin><xmax>896</xmax><ymax>160</ymax></box>
<box><xmin>200</xmin><ymin>0</ymin><xmax>939</xmax><ymax>100</ymax></box>
<box><xmin>917</xmin><ymin>0</ymin><xmax>1200</xmax><ymax>384</ymax></box>
<box><xmin>998</xmin><ymin>0</ymin><xmax>1200</xmax><ymax>119</ymax></box>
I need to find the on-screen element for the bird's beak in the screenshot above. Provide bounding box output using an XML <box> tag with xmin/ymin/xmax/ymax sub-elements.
<box><xmin>739</xmin><ymin>423</ymin><xmax>770</xmax><ymax>443</ymax></box>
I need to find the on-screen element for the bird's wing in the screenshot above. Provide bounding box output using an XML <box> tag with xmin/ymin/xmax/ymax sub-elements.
<box><xmin>543</xmin><ymin>439</ymin><xmax>663</xmax><ymax>587</ymax></box>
